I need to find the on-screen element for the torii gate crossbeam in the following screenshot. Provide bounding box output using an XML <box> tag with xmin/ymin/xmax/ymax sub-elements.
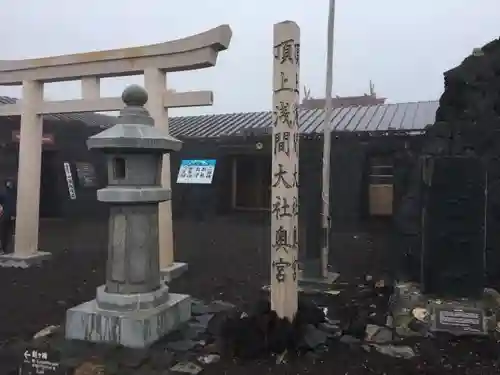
<box><xmin>0</xmin><ymin>25</ymin><xmax>232</xmax><ymax>271</ymax></box>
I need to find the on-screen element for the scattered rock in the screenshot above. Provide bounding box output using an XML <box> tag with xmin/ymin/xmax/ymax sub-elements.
<box><xmin>275</xmin><ymin>350</ymin><xmax>288</xmax><ymax>364</ymax></box>
<box><xmin>219</xmin><ymin>298</ymin><xmax>326</xmax><ymax>359</ymax></box>
<box><xmin>361</xmin><ymin>344</ymin><xmax>371</xmax><ymax>352</ymax></box>
<box><xmin>375</xmin><ymin>280</ymin><xmax>385</xmax><ymax>288</ymax></box>
<box><xmin>206</xmin><ymin>300</ymin><xmax>235</xmax><ymax>314</ymax></box>
<box><xmin>365</xmin><ymin>324</ymin><xmax>393</xmax><ymax>343</ymax></box>
<box><xmin>370</xmin><ymin>344</ymin><xmax>416</xmax><ymax>359</ymax></box>
<box><xmin>343</xmin><ymin>309</ymin><xmax>368</xmax><ymax>339</ymax></box>
<box><xmin>198</xmin><ymin>353</ymin><xmax>220</xmax><ymax>364</ymax></box>
<box><xmin>325</xmin><ymin>290</ymin><xmax>341</xmax><ymax>296</ymax></box>
<box><xmin>195</xmin><ymin>314</ymin><xmax>214</xmax><ymax>328</ymax></box>
<box><xmin>170</xmin><ymin>361</ymin><xmax>203</xmax><ymax>374</ymax></box>
<box><xmin>191</xmin><ymin>299</ymin><xmax>210</xmax><ymax>316</ymax></box>
<box><xmin>327</xmin><ymin>317</ymin><xmax>341</xmax><ymax>325</ymax></box>
<box><xmin>33</xmin><ymin>325</ymin><xmax>59</xmax><ymax>340</ymax></box>
<box><xmin>74</xmin><ymin>361</ymin><xmax>106</xmax><ymax>375</ymax></box>
<box><xmin>339</xmin><ymin>335</ymin><xmax>361</xmax><ymax>344</ymax></box>
<box><xmin>365</xmin><ymin>324</ymin><xmax>380</xmax><ymax>340</ymax></box>
<box><xmin>408</xmin><ymin>318</ymin><xmax>428</xmax><ymax>333</ymax></box>
<box><xmin>166</xmin><ymin>340</ymin><xmax>200</xmax><ymax>352</ymax></box>
<box><xmin>207</xmin><ymin>309</ymin><xmax>237</xmax><ymax>337</ymax></box>
<box><xmin>412</xmin><ymin>307</ymin><xmax>429</xmax><ymax>322</ymax></box>
<box><xmin>302</xmin><ymin>324</ymin><xmax>328</xmax><ymax>349</ymax></box>
<box><xmin>183</xmin><ymin>323</ymin><xmax>207</xmax><ymax>340</ymax></box>
<box><xmin>318</xmin><ymin>322</ymin><xmax>342</xmax><ymax>337</ymax></box>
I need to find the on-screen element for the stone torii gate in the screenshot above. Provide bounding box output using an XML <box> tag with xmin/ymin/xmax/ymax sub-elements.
<box><xmin>0</xmin><ymin>25</ymin><xmax>232</xmax><ymax>270</ymax></box>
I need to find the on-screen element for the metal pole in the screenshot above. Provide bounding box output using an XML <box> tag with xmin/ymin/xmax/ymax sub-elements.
<box><xmin>321</xmin><ymin>0</ymin><xmax>336</xmax><ymax>278</ymax></box>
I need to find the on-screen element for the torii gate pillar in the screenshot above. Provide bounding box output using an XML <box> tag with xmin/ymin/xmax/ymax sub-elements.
<box><xmin>0</xmin><ymin>25</ymin><xmax>232</xmax><ymax>269</ymax></box>
<box><xmin>143</xmin><ymin>68</ymin><xmax>176</xmax><ymax>278</ymax></box>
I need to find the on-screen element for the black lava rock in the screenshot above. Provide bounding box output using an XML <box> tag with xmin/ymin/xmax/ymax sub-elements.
<box><xmin>219</xmin><ymin>298</ymin><xmax>325</xmax><ymax>360</ymax></box>
<box><xmin>393</xmin><ymin>37</ymin><xmax>500</xmax><ymax>287</ymax></box>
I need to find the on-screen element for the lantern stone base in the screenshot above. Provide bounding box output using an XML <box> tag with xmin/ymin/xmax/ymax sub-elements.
<box><xmin>161</xmin><ymin>262</ymin><xmax>188</xmax><ymax>282</ymax></box>
<box><xmin>0</xmin><ymin>251</ymin><xmax>52</xmax><ymax>268</ymax></box>
<box><xmin>95</xmin><ymin>284</ymin><xmax>171</xmax><ymax>311</ymax></box>
<box><xmin>65</xmin><ymin>292</ymin><xmax>191</xmax><ymax>348</ymax></box>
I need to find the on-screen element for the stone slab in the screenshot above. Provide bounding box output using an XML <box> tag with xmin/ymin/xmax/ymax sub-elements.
<box><xmin>65</xmin><ymin>293</ymin><xmax>191</xmax><ymax>348</ymax></box>
<box><xmin>161</xmin><ymin>262</ymin><xmax>188</xmax><ymax>282</ymax></box>
<box><xmin>97</xmin><ymin>186</ymin><xmax>171</xmax><ymax>203</ymax></box>
<box><xmin>298</xmin><ymin>267</ymin><xmax>340</xmax><ymax>293</ymax></box>
<box><xmin>0</xmin><ymin>251</ymin><xmax>51</xmax><ymax>268</ymax></box>
<box><xmin>429</xmin><ymin>303</ymin><xmax>487</xmax><ymax>336</ymax></box>
<box><xmin>299</xmin><ymin>271</ymin><xmax>339</xmax><ymax>286</ymax></box>
<box><xmin>299</xmin><ymin>258</ymin><xmax>339</xmax><ymax>284</ymax></box>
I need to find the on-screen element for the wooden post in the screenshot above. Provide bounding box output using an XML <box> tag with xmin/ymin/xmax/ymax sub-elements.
<box><xmin>270</xmin><ymin>21</ymin><xmax>300</xmax><ymax>321</ymax></box>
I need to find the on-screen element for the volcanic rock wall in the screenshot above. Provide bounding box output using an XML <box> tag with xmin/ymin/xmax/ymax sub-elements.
<box><xmin>421</xmin><ymin>156</ymin><xmax>486</xmax><ymax>298</ymax></box>
<box><xmin>395</xmin><ymin>37</ymin><xmax>500</xmax><ymax>288</ymax></box>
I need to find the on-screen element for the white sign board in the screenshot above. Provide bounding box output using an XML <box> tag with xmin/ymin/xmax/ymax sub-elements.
<box><xmin>21</xmin><ymin>347</ymin><xmax>61</xmax><ymax>374</ymax></box>
<box><xmin>176</xmin><ymin>159</ymin><xmax>216</xmax><ymax>184</ymax></box>
<box><xmin>63</xmin><ymin>162</ymin><xmax>77</xmax><ymax>200</ymax></box>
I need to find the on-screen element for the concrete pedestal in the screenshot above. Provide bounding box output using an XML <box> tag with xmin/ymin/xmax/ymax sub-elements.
<box><xmin>65</xmin><ymin>290</ymin><xmax>191</xmax><ymax>348</ymax></box>
<box><xmin>298</xmin><ymin>258</ymin><xmax>339</xmax><ymax>292</ymax></box>
<box><xmin>161</xmin><ymin>262</ymin><xmax>188</xmax><ymax>282</ymax></box>
<box><xmin>0</xmin><ymin>251</ymin><xmax>51</xmax><ymax>268</ymax></box>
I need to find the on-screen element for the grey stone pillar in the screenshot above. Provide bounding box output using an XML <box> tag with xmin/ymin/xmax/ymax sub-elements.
<box><xmin>65</xmin><ymin>85</ymin><xmax>191</xmax><ymax>348</ymax></box>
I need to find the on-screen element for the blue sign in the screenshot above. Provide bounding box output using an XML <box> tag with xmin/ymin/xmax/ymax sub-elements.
<box><xmin>176</xmin><ymin>159</ymin><xmax>216</xmax><ymax>184</ymax></box>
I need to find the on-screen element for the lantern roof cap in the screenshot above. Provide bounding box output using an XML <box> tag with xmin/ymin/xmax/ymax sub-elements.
<box><xmin>87</xmin><ymin>85</ymin><xmax>182</xmax><ymax>152</ymax></box>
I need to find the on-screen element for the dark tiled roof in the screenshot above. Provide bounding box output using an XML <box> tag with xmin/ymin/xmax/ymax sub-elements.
<box><xmin>169</xmin><ymin>101</ymin><xmax>439</xmax><ymax>138</ymax></box>
<box><xmin>1</xmin><ymin>96</ymin><xmax>438</xmax><ymax>137</ymax></box>
<box><xmin>301</xmin><ymin>95</ymin><xmax>386</xmax><ymax>110</ymax></box>
<box><xmin>0</xmin><ymin>96</ymin><xmax>116</xmax><ymax>127</ymax></box>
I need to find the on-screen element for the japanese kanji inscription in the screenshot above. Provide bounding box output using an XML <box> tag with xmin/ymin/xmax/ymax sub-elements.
<box><xmin>270</xmin><ymin>21</ymin><xmax>300</xmax><ymax>321</ymax></box>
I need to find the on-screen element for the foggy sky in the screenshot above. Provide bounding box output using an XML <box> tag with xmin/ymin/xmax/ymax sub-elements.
<box><xmin>0</xmin><ymin>0</ymin><xmax>499</xmax><ymax>116</ymax></box>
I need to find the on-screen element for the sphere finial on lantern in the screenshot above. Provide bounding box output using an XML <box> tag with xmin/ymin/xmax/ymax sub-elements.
<box><xmin>121</xmin><ymin>84</ymin><xmax>149</xmax><ymax>107</ymax></box>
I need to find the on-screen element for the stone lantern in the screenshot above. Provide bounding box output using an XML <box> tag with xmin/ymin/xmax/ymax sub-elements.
<box><xmin>65</xmin><ymin>85</ymin><xmax>191</xmax><ymax>348</ymax></box>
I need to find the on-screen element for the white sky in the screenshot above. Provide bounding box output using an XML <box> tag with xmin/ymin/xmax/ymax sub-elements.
<box><xmin>0</xmin><ymin>0</ymin><xmax>499</xmax><ymax>116</ymax></box>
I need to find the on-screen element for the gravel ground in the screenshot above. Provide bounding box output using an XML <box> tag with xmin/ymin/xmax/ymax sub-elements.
<box><xmin>0</xmin><ymin>217</ymin><xmax>498</xmax><ymax>374</ymax></box>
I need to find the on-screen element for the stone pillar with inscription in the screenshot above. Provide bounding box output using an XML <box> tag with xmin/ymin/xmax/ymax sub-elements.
<box><xmin>65</xmin><ymin>85</ymin><xmax>191</xmax><ymax>348</ymax></box>
<box><xmin>270</xmin><ymin>21</ymin><xmax>300</xmax><ymax>321</ymax></box>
